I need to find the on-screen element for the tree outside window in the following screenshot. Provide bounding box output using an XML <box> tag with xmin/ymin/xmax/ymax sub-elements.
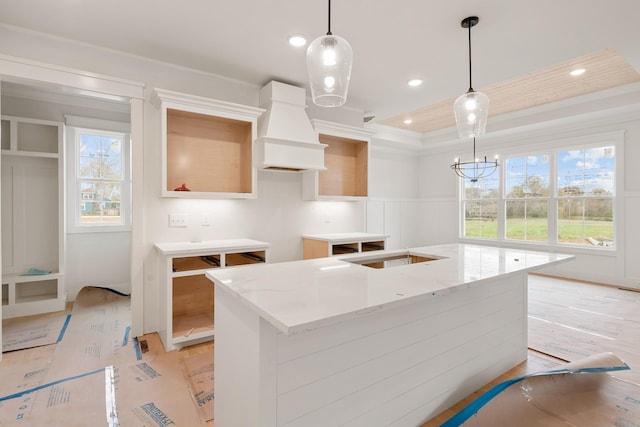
<box><xmin>78</xmin><ymin>132</ymin><xmax>124</xmax><ymax>224</ymax></box>
<box><xmin>505</xmin><ymin>155</ymin><xmax>550</xmax><ymax>242</ymax></box>
<box><xmin>557</xmin><ymin>147</ymin><xmax>614</xmax><ymax>247</ymax></box>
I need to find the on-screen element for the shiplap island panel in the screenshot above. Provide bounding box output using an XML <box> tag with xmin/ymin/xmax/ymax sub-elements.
<box><xmin>207</xmin><ymin>244</ymin><xmax>573</xmax><ymax>426</ymax></box>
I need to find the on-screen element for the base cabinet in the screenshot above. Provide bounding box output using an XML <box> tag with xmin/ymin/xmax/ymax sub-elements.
<box><xmin>154</xmin><ymin>239</ymin><xmax>269</xmax><ymax>350</ymax></box>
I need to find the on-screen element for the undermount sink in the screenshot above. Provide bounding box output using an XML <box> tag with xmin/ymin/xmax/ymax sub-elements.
<box><xmin>346</xmin><ymin>252</ymin><xmax>444</xmax><ymax>269</ymax></box>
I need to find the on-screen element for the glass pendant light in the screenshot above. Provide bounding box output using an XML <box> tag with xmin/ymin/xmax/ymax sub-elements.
<box><xmin>307</xmin><ymin>0</ymin><xmax>353</xmax><ymax>107</ymax></box>
<box><xmin>453</xmin><ymin>16</ymin><xmax>489</xmax><ymax>138</ymax></box>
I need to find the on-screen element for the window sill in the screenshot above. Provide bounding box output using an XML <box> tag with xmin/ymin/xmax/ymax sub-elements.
<box><xmin>458</xmin><ymin>237</ymin><xmax>617</xmax><ymax>257</ymax></box>
<box><xmin>67</xmin><ymin>224</ymin><xmax>132</xmax><ymax>234</ymax></box>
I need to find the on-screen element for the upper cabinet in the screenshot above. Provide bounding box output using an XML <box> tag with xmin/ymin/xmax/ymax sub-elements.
<box><xmin>151</xmin><ymin>88</ymin><xmax>264</xmax><ymax>199</ymax></box>
<box><xmin>303</xmin><ymin>120</ymin><xmax>374</xmax><ymax>201</ymax></box>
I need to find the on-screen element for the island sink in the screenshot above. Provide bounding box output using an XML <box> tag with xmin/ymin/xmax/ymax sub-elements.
<box><xmin>345</xmin><ymin>252</ymin><xmax>444</xmax><ymax>269</ymax></box>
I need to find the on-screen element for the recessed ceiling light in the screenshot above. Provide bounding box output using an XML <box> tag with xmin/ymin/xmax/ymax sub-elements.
<box><xmin>403</xmin><ymin>119</ymin><xmax>413</xmax><ymax>125</ymax></box>
<box><xmin>288</xmin><ymin>34</ymin><xmax>308</xmax><ymax>47</ymax></box>
<box><xmin>570</xmin><ymin>68</ymin><xmax>586</xmax><ymax>76</ymax></box>
<box><xmin>408</xmin><ymin>79</ymin><xmax>423</xmax><ymax>87</ymax></box>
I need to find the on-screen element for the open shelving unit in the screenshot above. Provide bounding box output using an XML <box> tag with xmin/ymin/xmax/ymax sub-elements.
<box><xmin>154</xmin><ymin>239</ymin><xmax>269</xmax><ymax>351</ymax></box>
<box><xmin>151</xmin><ymin>88</ymin><xmax>264</xmax><ymax>199</ymax></box>
<box><xmin>302</xmin><ymin>232</ymin><xmax>388</xmax><ymax>260</ymax></box>
<box><xmin>1</xmin><ymin>115</ymin><xmax>66</xmax><ymax>319</ymax></box>
<box><xmin>303</xmin><ymin>119</ymin><xmax>374</xmax><ymax>201</ymax></box>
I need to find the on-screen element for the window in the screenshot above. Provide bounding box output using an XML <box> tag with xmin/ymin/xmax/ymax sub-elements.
<box><xmin>461</xmin><ymin>136</ymin><xmax>618</xmax><ymax>250</ymax></box>
<box><xmin>505</xmin><ymin>155</ymin><xmax>550</xmax><ymax>242</ymax></box>
<box><xmin>556</xmin><ymin>147</ymin><xmax>615</xmax><ymax>247</ymax></box>
<box><xmin>66</xmin><ymin>116</ymin><xmax>130</xmax><ymax>232</ymax></box>
<box><xmin>463</xmin><ymin>173</ymin><xmax>499</xmax><ymax>239</ymax></box>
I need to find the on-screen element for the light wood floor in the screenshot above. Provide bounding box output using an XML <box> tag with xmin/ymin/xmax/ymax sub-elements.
<box><xmin>3</xmin><ymin>275</ymin><xmax>638</xmax><ymax>426</ymax></box>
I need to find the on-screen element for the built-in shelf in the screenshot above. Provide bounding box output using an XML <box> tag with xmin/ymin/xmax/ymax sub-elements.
<box><xmin>151</xmin><ymin>88</ymin><xmax>264</xmax><ymax>199</ymax></box>
<box><xmin>1</xmin><ymin>115</ymin><xmax>66</xmax><ymax>319</ymax></box>
<box><xmin>154</xmin><ymin>239</ymin><xmax>270</xmax><ymax>351</ymax></box>
<box><xmin>303</xmin><ymin>120</ymin><xmax>374</xmax><ymax>201</ymax></box>
<box><xmin>302</xmin><ymin>233</ymin><xmax>389</xmax><ymax>260</ymax></box>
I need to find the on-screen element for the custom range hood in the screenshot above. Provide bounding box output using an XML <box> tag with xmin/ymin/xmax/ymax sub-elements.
<box><xmin>255</xmin><ymin>81</ymin><xmax>326</xmax><ymax>171</ymax></box>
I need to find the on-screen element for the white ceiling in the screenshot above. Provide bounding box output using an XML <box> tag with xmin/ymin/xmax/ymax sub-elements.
<box><xmin>1</xmin><ymin>0</ymin><xmax>639</xmax><ymax>130</ymax></box>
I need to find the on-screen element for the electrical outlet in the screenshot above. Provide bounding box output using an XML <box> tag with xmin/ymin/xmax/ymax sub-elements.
<box><xmin>169</xmin><ymin>214</ymin><xmax>188</xmax><ymax>227</ymax></box>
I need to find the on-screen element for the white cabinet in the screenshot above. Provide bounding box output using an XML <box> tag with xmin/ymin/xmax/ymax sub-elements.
<box><xmin>154</xmin><ymin>239</ymin><xmax>269</xmax><ymax>351</ymax></box>
<box><xmin>1</xmin><ymin>116</ymin><xmax>66</xmax><ymax>318</ymax></box>
<box><xmin>302</xmin><ymin>120</ymin><xmax>374</xmax><ymax>201</ymax></box>
<box><xmin>150</xmin><ymin>88</ymin><xmax>264</xmax><ymax>199</ymax></box>
<box><xmin>302</xmin><ymin>232</ymin><xmax>388</xmax><ymax>259</ymax></box>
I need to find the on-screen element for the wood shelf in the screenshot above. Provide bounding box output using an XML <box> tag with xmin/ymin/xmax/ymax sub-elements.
<box><xmin>152</xmin><ymin>88</ymin><xmax>264</xmax><ymax>199</ymax></box>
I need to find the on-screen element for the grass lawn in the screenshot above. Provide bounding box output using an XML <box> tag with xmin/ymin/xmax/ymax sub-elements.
<box><xmin>465</xmin><ymin>218</ymin><xmax>613</xmax><ymax>245</ymax></box>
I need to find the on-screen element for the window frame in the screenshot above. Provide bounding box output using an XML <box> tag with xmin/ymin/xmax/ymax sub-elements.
<box><xmin>459</xmin><ymin>131</ymin><xmax>623</xmax><ymax>253</ymax></box>
<box><xmin>65</xmin><ymin>116</ymin><xmax>131</xmax><ymax>233</ymax></box>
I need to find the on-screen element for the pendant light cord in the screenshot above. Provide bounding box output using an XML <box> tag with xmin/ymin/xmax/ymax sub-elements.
<box><xmin>467</xmin><ymin>21</ymin><xmax>473</xmax><ymax>91</ymax></box>
<box><xmin>327</xmin><ymin>0</ymin><xmax>332</xmax><ymax>35</ymax></box>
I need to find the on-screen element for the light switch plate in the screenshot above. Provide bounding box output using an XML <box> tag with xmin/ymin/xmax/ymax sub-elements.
<box><xmin>169</xmin><ymin>213</ymin><xmax>188</xmax><ymax>227</ymax></box>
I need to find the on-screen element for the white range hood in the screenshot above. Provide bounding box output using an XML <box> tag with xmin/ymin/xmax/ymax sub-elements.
<box><xmin>255</xmin><ymin>81</ymin><xmax>326</xmax><ymax>171</ymax></box>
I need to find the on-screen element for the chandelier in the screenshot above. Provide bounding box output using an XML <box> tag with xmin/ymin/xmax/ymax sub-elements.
<box><xmin>451</xmin><ymin>137</ymin><xmax>499</xmax><ymax>183</ymax></box>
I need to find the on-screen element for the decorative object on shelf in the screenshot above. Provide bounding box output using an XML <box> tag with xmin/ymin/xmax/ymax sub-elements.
<box><xmin>450</xmin><ymin>137</ymin><xmax>499</xmax><ymax>183</ymax></box>
<box><xmin>174</xmin><ymin>183</ymin><xmax>190</xmax><ymax>191</ymax></box>
<box><xmin>306</xmin><ymin>0</ymin><xmax>353</xmax><ymax>107</ymax></box>
<box><xmin>453</xmin><ymin>16</ymin><xmax>489</xmax><ymax>138</ymax></box>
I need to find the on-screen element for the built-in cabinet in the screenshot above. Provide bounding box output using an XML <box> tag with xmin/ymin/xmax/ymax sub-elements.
<box><xmin>154</xmin><ymin>239</ymin><xmax>269</xmax><ymax>351</ymax></box>
<box><xmin>1</xmin><ymin>115</ymin><xmax>66</xmax><ymax>318</ymax></box>
<box><xmin>303</xmin><ymin>120</ymin><xmax>373</xmax><ymax>200</ymax></box>
<box><xmin>150</xmin><ymin>88</ymin><xmax>264</xmax><ymax>199</ymax></box>
<box><xmin>302</xmin><ymin>232</ymin><xmax>388</xmax><ymax>260</ymax></box>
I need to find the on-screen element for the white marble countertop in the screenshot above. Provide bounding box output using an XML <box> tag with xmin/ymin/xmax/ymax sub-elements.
<box><xmin>206</xmin><ymin>243</ymin><xmax>574</xmax><ymax>335</ymax></box>
<box><xmin>302</xmin><ymin>232</ymin><xmax>389</xmax><ymax>243</ymax></box>
<box><xmin>154</xmin><ymin>238</ymin><xmax>269</xmax><ymax>256</ymax></box>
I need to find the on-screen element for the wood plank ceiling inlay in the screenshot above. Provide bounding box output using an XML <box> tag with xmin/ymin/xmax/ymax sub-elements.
<box><xmin>381</xmin><ymin>49</ymin><xmax>640</xmax><ymax>133</ymax></box>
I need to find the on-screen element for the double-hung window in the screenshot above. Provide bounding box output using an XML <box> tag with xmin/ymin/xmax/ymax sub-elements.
<box><xmin>66</xmin><ymin>116</ymin><xmax>131</xmax><ymax>232</ymax></box>
<box><xmin>461</xmin><ymin>134</ymin><xmax>618</xmax><ymax>249</ymax></box>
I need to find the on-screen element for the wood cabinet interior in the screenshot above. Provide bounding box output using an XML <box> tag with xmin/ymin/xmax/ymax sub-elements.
<box><xmin>166</xmin><ymin>108</ymin><xmax>253</xmax><ymax>194</ymax></box>
<box><xmin>319</xmin><ymin>133</ymin><xmax>368</xmax><ymax>197</ymax></box>
<box><xmin>172</xmin><ymin>274</ymin><xmax>214</xmax><ymax>339</ymax></box>
<box><xmin>362</xmin><ymin>240</ymin><xmax>385</xmax><ymax>252</ymax></box>
<box><xmin>173</xmin><ymin>255</ymin><xmax>221</xmax><ymax>272</ymax></box>
<box><xmin>225</xmin><ymin>251</ymin><xmax>266</xmax><ymax>267</ymax></box>
<box><xmin>332</xmin><ymin>243</ymin><xmax>359</xmax><ymax>255</ymax></box>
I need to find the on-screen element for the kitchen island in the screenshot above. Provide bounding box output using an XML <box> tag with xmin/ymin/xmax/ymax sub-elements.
<box><xmin>206</xmin><ymin>243</ymin><xmax>573</xmax><ymax>426</ymax></box>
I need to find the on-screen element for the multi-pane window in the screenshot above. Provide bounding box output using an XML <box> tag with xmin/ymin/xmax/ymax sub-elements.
<box><xmin>67</xmin><ymin>121</ymin><xmax>130</xmax><ymax>232</ymax></box>
<box><xmin>463</xmin><ymin>173</ymin><xmax>499</xmax><ymax>239</ymax></box>
<box><xmin>505</xmin><ymin>155</ymin><xmax>550</xmax><ymax>242</ymax></box>
<box><xmin>462</xmin><ymin>142</ymin><xmax>616</xmax><ymax>249</ymax></box>
<box><xmin>77</xmin><ymin>130</ymin><xmax>125</xmax><ymax>224</ymax></box>
<box><xmin>556</xmin><ymin>147</ymin><xmax>615</xmax><ymax>247</ymax></box>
